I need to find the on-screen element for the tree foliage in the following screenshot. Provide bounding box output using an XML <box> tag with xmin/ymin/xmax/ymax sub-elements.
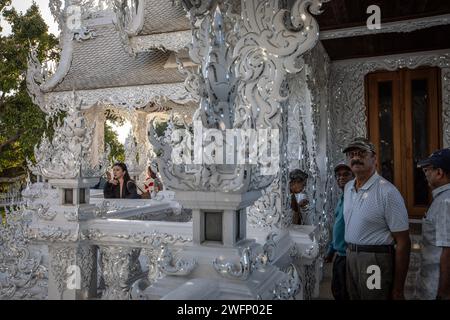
<box><xmin>104</xmin><ymin>121</ymin><xmax>125</xmax><ymax>164</ymax></box>
<box><xmin>0</xmin><ymin>2</ymin><xmax>60</xmax><ymax>183</ymax></box>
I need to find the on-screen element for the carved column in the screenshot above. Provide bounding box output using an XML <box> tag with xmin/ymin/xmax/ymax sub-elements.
<box><xmin>84</xmin><ymin>107</ymin><xmax>106</xmax><ymax>167</ymax></box>
<box><xmin>126</xmin><ymin>110</ymin><xmax>150</xmax><ymax>182</ymax></box>
<box><xmin>99</xmin><ymin>246</ymin><xmax>143</xmax><ymax>300</ymax></box>
<box><xmin>48</xmin><ymin>244</ymin><xmax>97</xmax><ymax>300</ymax></box>
<box><xmin>237</xmin><ymin>0</ymin><xmax>326</xmax><ymax>232</ymax></box>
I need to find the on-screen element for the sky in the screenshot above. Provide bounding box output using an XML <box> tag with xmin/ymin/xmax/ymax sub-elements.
<box><xmin>2</xmin><ymin>0</ymin><xmax>131</xmax><ymax>143</ymax></box>
<box><xmin>1</xmin><ymin>0</ymin><xmax>59</xmax><ymax>36</ymax></box>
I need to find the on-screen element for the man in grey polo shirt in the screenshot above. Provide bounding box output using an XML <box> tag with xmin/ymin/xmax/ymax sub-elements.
<box><xmin>417</xmin><ymin>148</ymin><xmax>450</xmax><ymax>300</ymax></box>
<box><xmin>343</xmin><ymin>137</ymin><xmax>411</xmax><ymax>300</ymax></box>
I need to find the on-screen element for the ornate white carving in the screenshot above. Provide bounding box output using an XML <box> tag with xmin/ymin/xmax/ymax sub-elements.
<box><xmin>157</xmin><ymin>245</ymin><xmax>196</xmax><ymax>276</ymax></box>
<box><xmin>99</xmin><ymin>246</ymin><xmax>143</xmax><ymax>300</ymax></box>
<box><xmin>320</xmin><ymin>14</ymin><xmax>450</xmax><ymax>40</ymax></box>
<box><xmin>21</xmin><ymin>182</ymin><xmax>59</xmax><ymax>221</ymax></box>
<box><xmin>272</xmin><ymin>264</ymin><xmax>301</xmax><ymax>300</ymax></box>
<box><xmin>93</xmin><ymin>200</ymin><xmax>123</xmax><ymax>218</ymax></box>
<box><xmin>80</xmin><ymin>228</ymin><xmax>192</xmax><ymax>246</ymax></box>
<box><xmin>0</xmin><ymin>206</ymin><xmax>48</xmax><ymax>300</ymax></box>
<box><xmin>212</xmin><ymin>247</ymin><xmax>255</xmax><ymax>280</ymax></box>
<box><xmin>330</xmin><ymin>50</ymin><xmax>450</xmax><ymax>162</ymax></box>
<box><xmin>27</xmin><ymin>92</ymin><xmax>109</xmax><ymax>179</ymax></box>
<box><xmin>130</xmin><ymin>30</ymin><xmax>192</xmax><ymax>52</ymax></box>
<box><xmin>124</xmin><ymin>130</ymin><xmax>147</xmax><ymax>180</ymax></box>
<box><xmin>49</xmin><ymin>245</ymin><xmax>96</xmax><ymax>299</ymax></box>
<box><xmin>213</xmin><ymin>235</ymin><xmax>277</xmax><ymax>281</ymax></box>
<box><xmin>32</xmin><ymin>226</ymin><xmax>79</xmax><ymax>243</ymax></box>
<box><xmin>247</xmin><ymin>178</ymin><xmax>284</xmax><ymax>229</ymax></box>
<box><xmin>73</xmin><ymin>26</ymin><xmax>98</xmax><ymax>42</ymax></box>
<box><xmin>113</xmin><ymin>0</ymin><xmax>138</xmax><ymax>56</ymax></box>
<box><xmin>44</xmin><ymin>83</ymin><xmax>195</xmax><ymax>112</ymax></box>
<box><xmin>149</xmin><ymin>0</ymin><xmax>328</xmax><ymax>195</ymax></box>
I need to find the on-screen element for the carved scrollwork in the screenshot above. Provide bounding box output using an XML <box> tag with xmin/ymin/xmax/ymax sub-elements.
<box><xmin>44</xmin><ymin>83</ymin><xmax>195</xmax><ymax>111</ymax></box>
<box><xmin>213</xmin><ymin>239</ymin><xmax>274</xmax><ymax>281</ymax></box>
<box><xmin>213</xmin><ymin>247</ymin><xmax>253</xmax><ymax>280</ymax></box>
<box><xmin>32</xmin><ymin>226</ymin><xmax>79</xmax><ymax>243</ymax></box>
<box><xmin>131</xmin><ymin>30</ymin><xmax>192</xmax><ymax>52</ymax></box>
<box><xmin>272</xmin><ymin>264</ymin><xmax>301</xmax><ymax>300</ymax></box>
<box><xmin>73</xmin><ymin>27</ymin><xmax>98</xmax><ymax>42</ymax></box>
<box><xmin>49</xmin><ymin>245</ymin><xmax>96</xmax><ymax>299</ymax></box>
<box><xmin>320</xmin><ymin>14</ymin><xmax>450</xmax><ymax>40</ymax></box>
<box><xmin>99</xmin><ymin>246</ymin><xmax>143</xmax><ymax>300</ymax></box>
<box><xmin>157</xmin><ymin>245</ymin><xmax>197</xmax><ymax>276</ymax></box>
<box><xmin>27</xmin><ymin>91</ymin><xmax>109</xmax><ymax>180</ymax></box>
<box><xmin>0</xmin><ymin>206</ymin><xmax>48</xmax><ymax>300</ymax></box>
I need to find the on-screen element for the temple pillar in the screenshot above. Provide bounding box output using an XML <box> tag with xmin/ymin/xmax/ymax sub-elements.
<box><xmin>84</xmin><ymin>106</ymin><xmax>105</xmax><ymax>167</ymax></box>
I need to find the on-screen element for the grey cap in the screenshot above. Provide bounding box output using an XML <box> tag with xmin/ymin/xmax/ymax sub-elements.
<box><xmin>334</xmin><ymin>163</ymin><xmax>351</xmax><ymax>173</ymax></box>
<box><xmin>342</xmin><ymin>137</ymin><xmax>376</xmax><ymax>154</ymax></box>
<box><xmin>289</xmin><ymin>169</ymin><xmax>308</xmax><ymax>182</ymax></box>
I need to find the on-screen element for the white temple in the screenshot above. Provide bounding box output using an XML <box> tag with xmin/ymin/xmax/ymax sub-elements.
<box><xmin>1</xmin><ymin>0</ymin><xmax>449</xmax><ymax>300</ymax></box>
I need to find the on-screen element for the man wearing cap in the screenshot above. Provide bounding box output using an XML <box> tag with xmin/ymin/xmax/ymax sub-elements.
<box><xmin>417</xmin><ymin>148</ymin><xmax>450</xmax><ymax>300</ymax></box>
<box><xmin>343</xmin><ymin>137</ymin><xmax>411</xmax><ymax>300</ymax></box>
<box><xmin>324</xmin><ymin>163</ymin><xmax>354</xmax><ymax>300</ymax></box>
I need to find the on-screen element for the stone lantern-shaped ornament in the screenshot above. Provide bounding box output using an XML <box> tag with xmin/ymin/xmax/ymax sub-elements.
<box><xmin>148</xmin><ymin>0</ymin><xmax>327</xmax><ymax>299</ymax></box>
<box><xmin>151</xmin><ymin>5</ymin><xmax>261</xmax><ymax>249</ymax></box>
<box><xmin>148</xmin><ymin>5</ymin><xmax>282</xmax><ymax>296</ymax></box>
<box><xmin>27</xmin><ymin>92</ymin><xmax>109</xmax><ymax>299</ymax></box>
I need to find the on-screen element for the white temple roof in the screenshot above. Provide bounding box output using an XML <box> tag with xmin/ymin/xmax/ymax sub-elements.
<box><xmin>138</xmin><ymin>0</ymin><xmax>190</xmax><ymax>36</ymax></box>
<box><xmin>52</xmin><ymin>23</ymin><xmax>185</xmax><ymax>92</ymax></box>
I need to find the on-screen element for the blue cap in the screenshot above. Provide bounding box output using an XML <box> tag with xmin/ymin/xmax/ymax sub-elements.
<box><xmin>417</xmin><ymin>148</ymin><xmax>450</xmax><ymax>171</ymax></box>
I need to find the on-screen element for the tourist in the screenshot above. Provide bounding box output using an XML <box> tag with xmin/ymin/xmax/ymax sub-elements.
<box><xmin>324</xmin><ymin>163</ymin><xmax>353</xmax><ymax>300</ymax></box>
<box><xmin>103</xmin><ymin>162</ymin><xmax>140</xmax><ymax>199</ymax></box>
<box><xmin>143</xmin><ymin>165</ymin><xmax>163</xmax><ymax>198</ymax></box>
<box><xmin>93</xmin><ymin>170</ymin><xmax>111</xmax><ymax>189</ymax></box>
<box><xmin>416</xmin><ymin>148</ymin><xmax>450</xmax><ymax>300</ymax></box>
<box><xmin>289</xmin><ymin>169</ymin><xmax>309</xmax><ymax>225</ymax></box>
<box><xmin>343</xmin><ymin>137</ymin><xmax>410</xmax><ymax>300</ymax></box>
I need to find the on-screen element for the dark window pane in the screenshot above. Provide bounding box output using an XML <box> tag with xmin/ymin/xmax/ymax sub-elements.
<box><xmin>378</xmin><ymin>81</ymin><xmax>394</xmax><ymax>183</ymax></box>
<box><xmin>79</xmin><ymin>188</ymin><xmax>86</xmax><ymax>204</ymax></box>
<box><xmin>204</xmin><ymin>212</ymin><xmax>222</xmax><ymax>242</ymax></box>
<box><xmin>64</xmin><ymin>189</ymin><xmax>73</xmax><ymax>205</ymax></box>
<box><xmin>412</xmin><ymin>79</ymin><xmax>431</xmax><ymax>206</ymax></box>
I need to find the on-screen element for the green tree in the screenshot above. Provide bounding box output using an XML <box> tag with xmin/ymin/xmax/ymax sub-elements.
<box><xmin>104</xmin><ymin>121</ymin><xmax>125</xmax><ymax>164</ymax></box>
<box><xmin>0</xmin><ymin>1</ymin><xmax>59</xmax><ymax>188</ymax></box>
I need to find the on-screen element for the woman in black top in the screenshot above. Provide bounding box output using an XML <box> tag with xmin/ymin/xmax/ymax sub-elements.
<box><xmin>103</xmin><ymin>163</ymin><xmax>140</xmax><ymax>199</ymax></box>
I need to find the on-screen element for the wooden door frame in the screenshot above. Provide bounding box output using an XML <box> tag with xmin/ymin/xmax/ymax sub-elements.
<box><xmin>403</xmin><ymin>67</ymin><xmax>442</xmax><ymax>217</ymax></box>
<box><xmin>365</xmin><ymin>67</ymin><xmax>442</xmax><ymax>218</ymax></box>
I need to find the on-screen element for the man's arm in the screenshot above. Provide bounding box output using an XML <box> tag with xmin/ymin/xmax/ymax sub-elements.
<box><xmin>391</xmin><ymin>230</ymin><xmax>411</xmax><ymax>300</ymax></box>
<box><xmin>437</xmin><ymin>247</ymin><xmax>450</xmax><ymax>299</ymax></box>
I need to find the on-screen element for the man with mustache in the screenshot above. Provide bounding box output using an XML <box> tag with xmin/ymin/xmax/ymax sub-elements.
<box><xmin>343</xmin><ymin>137</ymin><xmax>411</xmax><ymax>300</ymax></box>
<box><xmin>416</xmin><ymin>148</ymin><xmax>450</xmax><ymax>300</ymax></box>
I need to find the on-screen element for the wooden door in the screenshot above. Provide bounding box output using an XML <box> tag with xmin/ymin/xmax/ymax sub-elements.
<box><xmin>366</xmin><ymin>67</ymin><xmax>442</xmax><ymax>218</ymax></box>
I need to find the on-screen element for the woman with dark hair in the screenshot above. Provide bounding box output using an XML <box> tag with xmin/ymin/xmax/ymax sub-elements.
<box><xmin>103</xmin><ymin>162</ymin><xmax>140</xmax><ymax>199</ymax></box>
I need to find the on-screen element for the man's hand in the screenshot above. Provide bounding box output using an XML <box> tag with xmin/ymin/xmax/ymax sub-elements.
<box><xmin>391</xmin><ymin>230</ymin><xmax>411</xmax><ymax>301</ymax></box>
